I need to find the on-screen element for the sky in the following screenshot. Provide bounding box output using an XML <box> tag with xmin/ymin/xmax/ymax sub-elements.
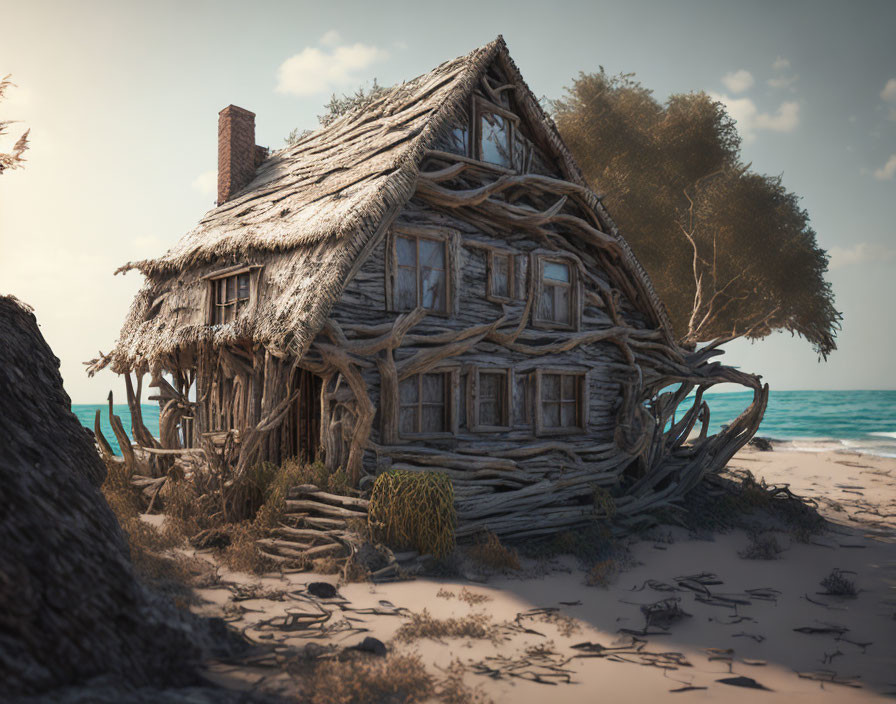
<box><xmin>1</xmin><ymin>0</ymin><xmax>895</xmax><ymax>402</ymax></box>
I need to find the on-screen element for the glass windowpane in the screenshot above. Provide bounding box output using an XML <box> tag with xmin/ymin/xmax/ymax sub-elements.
<box><xmin>237</xmin><ymin>273</ymin><xmax>250</xmax><ymax>300</ymax></box>
<box><xmin>397</xmin><ymin>236</ymin><xmax>416</xmax><ymax>267</ymax></box>
<box><xmin>542</xmin><ymin>374</ymin><xmax>560</xmax><ymax>402</ymax></box>
<box><xmin>420</xmin><ymin>239</ymin><xmax>445</xmax><ymax>270</ymax></box>
<box><xmin>399</xmin><ymin>407</ymin><xmax>417</xmax><ymax>435</ymax></box>
<box><xmin>422</xmin><ymin>373</ymin><xmax>445</xmax><ymax>403</ymax></box>
<box><xmin>543</xmin><ymin>261</ymin><xmax>570</xmax><ymax>283</ymax></box>
<box><xmin>396</xmin><ymin>268</ymin><xmax>418</xmax><ymax>310</ymax></box>
<box><xmin>480</xmin><ymin>112</ymin><xmax>513</xmax><ymax>168</ymax></box>
<box><xmin>421</xmin><ymin>405</ymin><xmax>445</xmax><ymax>433</ymax></box>
<box><xmin>399</xmin><ymin>377</ymin><xmax>419</xmax><ymax>405</ymax></box>
<box><xmin>543</xmin><ymin>402</ymin><xmax>560</xmax><ymax>428</ymax></box>
<box><xmin>562</xmin><ymin>375</ymin><xmax>577</xmax><ymax>400</ymax></box>
<box><xmin>556</xmin><ymin>286</ymin><xmax>570</xmax><ymax>324</ymax></box>
<box><xmin>561</xmin><ymin>402</ymin><xmax>577</xmax><ymax>428</ymax></box>
<box><xmin>421</xmin><ymin>267</ymin><xmax>446</xmax><ymax>311</ymax></box>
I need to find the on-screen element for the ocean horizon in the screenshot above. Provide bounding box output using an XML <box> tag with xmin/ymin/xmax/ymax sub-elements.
<box><xmin>73</xmin><ymin>389</ymin><xmax>896</xmax><ymax>459</ymax></box>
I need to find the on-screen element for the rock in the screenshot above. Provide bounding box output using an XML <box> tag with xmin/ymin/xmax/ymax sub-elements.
<box><xmin>307</xmin><ymin>581</ymin><xmax>338</xmax><ymax>599</ymax></box>
<box><xmin>749</xmin><ymin>436</ymin><xmax>774</xmax><ymax>452</ymax></box>
<box><xmin>0</xmin><ymin>296</ymin><xmax>208</xmax><ymax>698</ymax></box>
<box><xmin>350</xmin><ymin>637</ymin><xmax>387</xmax><ymax>656</ymax></box>
<box><xmin>355</xmin><ymin>541</ymin><xmax>392</xmax><ymax>572</ymax></box>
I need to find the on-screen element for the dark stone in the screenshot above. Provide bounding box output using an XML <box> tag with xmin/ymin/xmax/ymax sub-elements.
<box><xmin>306</xmin><ymin>581</ymin><xmax>338</xmax><ymax>599</ymax></box>
<box><xmin>350</xmin><ymin>637</ymin><xmax>387</xmax><ymax>657</ymax></box>
<box><xmin>748</xmin><ymin>436</ymin><xmax>774</xmax><ymax>452</ymax></box>
<box><xmin>355</xmin><ymin>541</ymin><xmax>391</xmax><ymax>572</ymax></box>
<box><xmin>0</xmin><ymin>296</ymin><xmax>207</xmax><ymax>698</ymax></box>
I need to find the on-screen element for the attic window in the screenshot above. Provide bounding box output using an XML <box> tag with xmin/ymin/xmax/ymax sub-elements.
<box><xmin>211</xmin><ymin>272</ymin><xmax>250</xmax><ymax>324</ymax></box>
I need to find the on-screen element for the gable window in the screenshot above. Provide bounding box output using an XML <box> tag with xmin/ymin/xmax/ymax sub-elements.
<box><xmin>470</xmin><ymin>367</ymin><xmax>511</xmax><ymax>431</ymax></box>
<box><xmin>211</xmin><ymin>272</ymin><xmax>250</xmax><ymax>324</ymax></box>
<box><xmin>487</xmin><ymin>250</ymin><xmax>515</xmax><ymax>301</ymax></box>
<box><xmin>533</xmin><ymin>255</ymin><xmax>579</xmax><ymax>330</ymax></box>
<box><xmin>393</xmin><ymin>231</ymin><xmax>449</xmax><ymax>314</ymax></box>
<box><xmin>479</xmin><ymin>110</ymin><xmax>513</xmax><ymax>168</ymax></box>
<box><xmin>536</xmin><ymin>370</ymin><xmax>586</xmax><ymax>435</ymax></box>
<box><xmin>399</xmin><ymin>371</ymin><xmax>456</xmax><ymax>437</ymax></box>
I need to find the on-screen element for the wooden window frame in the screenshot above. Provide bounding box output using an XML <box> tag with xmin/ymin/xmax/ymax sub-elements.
<box><xmin>512</xmin><ymin>368</ymin><xmax>536</xmax><ymax>430</ymax></box>
<box><xmin>386</xmin><ymin>225</ymin><xmax>457</xmax><ymax>317</ymax></box>
<box><xmin>486</xmin><ymin>248</ymin><xmax>516</xmax><ymax>303</ymax></box>
<box><xmin>473</xmin><ymin>97</ymin><xmax>520</xmax><ymax>170</ymax></box>
<box><xmin>469</xmin><ymin>366</ymin><xmax>512</xmax><ymax>432</ymax></box>
<box><xmin>205</xmin><ymin>264</ymin><xmax>262</xmax><ymax>325</ymax></box>
<box><xmin>396</xmin><ymin>367</ymin><xmax>459</xmax><ymax>440</ymax></box>
<box><xmin>534</xmin><ymin>368</ymin><xmax>588</xmax><ymax>436</ymax></box>
<box><xmin>531</xmin><ymin>252</ymin><xmax>582</xmax><ymax>331</ymax></box>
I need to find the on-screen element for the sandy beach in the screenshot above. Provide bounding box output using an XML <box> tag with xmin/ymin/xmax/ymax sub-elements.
<box><xmin>181</xmin><ymin>447</ymin><xmax>896</xmax><ymax>702</ymax></box>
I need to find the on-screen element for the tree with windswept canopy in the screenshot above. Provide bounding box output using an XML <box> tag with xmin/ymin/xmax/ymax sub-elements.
<box><xmin>0</xmin><ymin>75</ymin><xmax>29</xmax><ymax>175</ymax></box>
<box><xmin>552</xmin><ymin>70</ymin><xmax>840</xmax><ymax>358</ymax></box>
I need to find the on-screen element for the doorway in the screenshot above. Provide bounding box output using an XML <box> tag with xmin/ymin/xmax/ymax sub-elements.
<box><xmin>293</xmin><ymin>368</ymin><xmax>322</xmax><ymax>463</ymax></box>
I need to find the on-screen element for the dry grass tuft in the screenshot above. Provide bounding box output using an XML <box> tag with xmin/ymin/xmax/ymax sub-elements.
<box><xmin>435</xmin><ymin>659</ymin><xmax>493</xmax><ymax>704</ymax></box>
<box><xmin>739</xmin><ymin>532</ymin><xmax>783</xmax><ymax>560</ymax></box>
<box><xmin>220</xmin><ymin>521</ymin><xmax>275</xmax><ymax>575</ymax></box>
<box><xmin>585</xmin><ymin>559</ymin><xmax>618</xmax><ymax>587</ymax></box>
<box><xmin>306</xmin><ymin>652</ymin><xmax>434</xmax><ymax>704</ymax></box>
<box><xmin>395</xmin><ymin>609</ymin><xmax>503</xmax><ymax>644</ymax></box>
<box><xmin>820</xmin><ymin>568</ymin><xmax>858</xmax><ymax>597</ymax></box>
<box><xmin>467</xmin><ymin>531</ymin><xmax>520</xmax><ymax>572</ymax></box>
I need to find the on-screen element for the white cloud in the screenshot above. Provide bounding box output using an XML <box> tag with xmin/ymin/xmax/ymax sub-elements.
<box><xmin>768</xmin><ymin>74</ymin><xmax>799</xmax><ymax>90</ymax></box>
<box><xmin>873</xmin><ymin>154</ymin><xmax>896</xmax><ymax>181</ymax></box>
<box><xmin>275</xmin><ymin>39</ymin><xmax>388</xmax><ymax>97</ymax></box>
<box><xmin>721</xmin><ymin>69</ymin><xmax>754</xmax><ymax>94</ymax></box>
<box><xmin>881</xmin><ymin>78</ymin><xmax>896</xmax><ymax>103</ymax></box>
<box><xmin>712</xmin><ymin>93</ymin><xmax>800</xmax><ymax>141</ymax></box>
<box><xmin>772</xmin><ymin>56</ymin><xmax>791</xmax><ymax>71</ymax></box>
<box><xmin>829</xmin><ymin>242</ymin><xmax>896</xmax><ymax>269</ymax></box>
<box><xmin>319</xmin><ymin>30</ymin><xmax>341</xmax><ymax>47</ymax></box>
<box><xmin>191</xmin><ymin>169</ymin><xmax>217</xmax><ymax>195</ymax></box>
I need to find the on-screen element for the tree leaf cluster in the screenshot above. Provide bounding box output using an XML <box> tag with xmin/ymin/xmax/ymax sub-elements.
<box><xmin>552</xmin><ymin>69</ymin><xmax>839</xmax><ymax>357</ymax></box>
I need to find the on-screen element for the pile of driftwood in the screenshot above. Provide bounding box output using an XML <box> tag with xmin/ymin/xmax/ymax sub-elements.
<box><xmin>257</xmin><ymin>485</ymin><xmax>367</xmax><ymax>565</ymax></box>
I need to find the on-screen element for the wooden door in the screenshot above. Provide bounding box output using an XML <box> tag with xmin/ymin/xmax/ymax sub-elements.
<box><xmin>294</xmin><ymin>369</ymin><xmax>322</xmax><ymax>463</ymax></box>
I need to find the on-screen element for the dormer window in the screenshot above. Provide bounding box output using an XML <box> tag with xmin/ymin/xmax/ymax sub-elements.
<box><xmin>206</xmin><ymin>266</ymin><xmax>257</xmax><ymax>324</ymax></box>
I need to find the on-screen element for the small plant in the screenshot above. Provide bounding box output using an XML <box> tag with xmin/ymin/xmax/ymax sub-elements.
<box><xmin>305</xmin><ymin>651</ymin><xmax>434</xmax><ymax>704</ymax></box>
<box><xmin>739</xmin><ymin>532</ymin><xmax>783</xmax><ymax>560</ymax></box>
<box><xmin>368</xmin><ymin>470</ymin><xmax>456</xmax><ymax>558</ymax></box>
<box><xmin>592</xmin><ymin>485</ymin><xmax>617</xmax><ymax>519</ymax></box>
<box><xmin>467</xmin><ymin>530</ymin><xmax>521</xmax><ymax>572</ymax></box>
<box><xmin>395</xmin><ymin>609</ymin><xmax>502</xmax><ymax>644</ymax></box>
<box><xmin>585</xmin><ymin>559</ymin><xmax>617</xmax><ymax>587</ymax></box>
<box><xmin>820</xmin><ymin>568</ymin><xmax>858</xmax><ymax>597</ymax></box>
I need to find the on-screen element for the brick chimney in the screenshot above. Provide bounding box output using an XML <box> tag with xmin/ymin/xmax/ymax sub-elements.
<box><xmin>217</xmin><ymin>105</ymin><xmax>266</xmax><ymax>205</ymax></box>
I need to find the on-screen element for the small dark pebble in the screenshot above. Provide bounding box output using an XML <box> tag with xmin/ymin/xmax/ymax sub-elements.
<box><xmin>307</xmin><ymin>581</ymin><xmax>338</xmax><ymax>599</ymax></box>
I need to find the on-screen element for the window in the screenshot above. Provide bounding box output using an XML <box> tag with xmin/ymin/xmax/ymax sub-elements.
<box><xmin>487</xmin><ymin>250</ymin><xmax>515</xmax><ymax>301</ymax></box>
<box><xmin>470</xmin><ymin>368</ymin><xmax>511</xmax><ymax>431</ymax></box>
<box><xmin>393</xmin><ymin>232</ymin><xmax>449</xmax><ymax>314</ymax></box>
<box><xmin>479</xmin><ymin>110</ymin><xmax>513</xmax><ymax>168</ymax></box>
<box><xmin>399</xmin><ymin>372</ymin><xmax>454</xmax><ymax>436</ymax></box>
<box><xmin>211</xmin><ymin>272</ymin><xmax>250</xmax><ymax>324</ymax></box>
<box><xmin>536</xmin><ymin>370</ymin><xmax>586</xmax><ymax>435</ymax></box>
<box><xmin>533</xmin><ymin>256</ymin><xmax>579</xmax><ymax>329</ymax></box>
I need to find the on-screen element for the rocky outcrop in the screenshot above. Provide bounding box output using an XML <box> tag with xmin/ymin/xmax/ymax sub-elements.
<box><xmin>0</xmin><ymin>295</ymin><xmax>204</xmax><ymax>697</ymax></box>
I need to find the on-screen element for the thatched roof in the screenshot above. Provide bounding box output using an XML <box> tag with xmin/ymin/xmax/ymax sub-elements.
<box><xmin>105</xmin><ymin>37</ymin><xmax>671</xmax><ymax>373</ymax></box>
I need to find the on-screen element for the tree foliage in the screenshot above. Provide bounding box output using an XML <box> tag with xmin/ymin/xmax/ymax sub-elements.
<box><xmin>285</xmin><ymin>79</ymin><xmax>391</xmax><ymax>145</ymax></box>
<box><xmin>0</xmin><ymin>75</ymin><xmax>29</xmax><ymax>175</ymax></box>
<box><xmin>553</xmin><ymin>70</ymin><xmax>840</xmax><ymax>358</ymax></box>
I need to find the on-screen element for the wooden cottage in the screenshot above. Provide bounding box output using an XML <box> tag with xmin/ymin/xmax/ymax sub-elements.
<box><xmin>94</xmin><ymin>37</ymin><xmax>767</xmax><ymax>539</ymax></box>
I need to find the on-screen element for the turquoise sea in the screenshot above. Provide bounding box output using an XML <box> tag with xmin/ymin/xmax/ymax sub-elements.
<box><xmin>73</xmin><ymin>390</ymin><xmax>896</xmax><ymax>458</ymax></box>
